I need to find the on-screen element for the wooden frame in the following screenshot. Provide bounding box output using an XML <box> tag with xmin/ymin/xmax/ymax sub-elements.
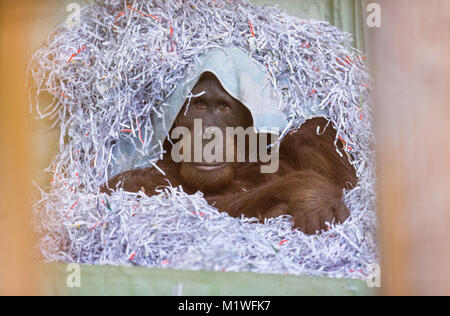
<box><xmin>370</xmin><ymin>0</ymin><xmax>450</xmax><ymax>295</ymax></box>
<box><xmin>2</xmin><ymin>0</ymin><xmax>450</xmax><ymax>296</ymax></box>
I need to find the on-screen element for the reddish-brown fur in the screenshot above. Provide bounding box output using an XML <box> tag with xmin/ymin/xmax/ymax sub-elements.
<box><xmin>101</xmin><ymin>73</ymin><xmax>357</xmax><ymax>234</ymax></box>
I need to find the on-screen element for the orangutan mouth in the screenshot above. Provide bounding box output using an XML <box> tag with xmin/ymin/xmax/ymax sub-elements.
<box><xmin>193</xmin><ymin>162</ymin><xmax>227</xmax><ymax>172</ymax></box>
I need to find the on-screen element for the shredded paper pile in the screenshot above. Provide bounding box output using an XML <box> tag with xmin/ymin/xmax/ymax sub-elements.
<box><xmin>30</xmin><ymin>0</ymin><xmax>378</xmax><ymax>279</ymax></box>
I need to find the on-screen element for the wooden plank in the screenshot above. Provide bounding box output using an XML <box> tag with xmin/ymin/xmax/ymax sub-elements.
<box><xmin>0</xmin><ymin>0</ymin><xmax>39</xmax><ymax>295</ymax></box>
<box><xmin>369</xmin><ymin>0</ymin><xmax>450</xmax><ymax>295</ymax></box>
<box><xmin>39</xmin><ymin>263</ymin><xmax>376</xmax><ymax>296</ymax></box>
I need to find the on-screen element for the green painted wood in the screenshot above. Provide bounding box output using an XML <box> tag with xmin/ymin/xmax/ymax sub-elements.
<box><xmin>249</xmin><ymin>0</ymin><xmax>367</xmax><ymax>52</ymax></box>
<box><xmin>39</xmin><ymin>263</ymin><xmax>376</xmax><ymax>296</ymax></box>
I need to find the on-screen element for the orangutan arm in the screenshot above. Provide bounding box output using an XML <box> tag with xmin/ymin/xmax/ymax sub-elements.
<box><xmin>207</xmin><ymin>170</ymin><xmax>349</xmax><ymax>235</ymax></box>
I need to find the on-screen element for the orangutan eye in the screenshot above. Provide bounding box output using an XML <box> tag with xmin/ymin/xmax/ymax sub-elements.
<box><xmin>218</xmin><ymin>103</ymin><xmax>231</xmax><ymax>111</ymax></box>
<box><xmin>194</xmin><ymin>100</ymin><xmax>207</xmax><ymax>109</ymax></box>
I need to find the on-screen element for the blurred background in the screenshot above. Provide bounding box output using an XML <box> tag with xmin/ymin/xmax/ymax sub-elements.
<box><xmin>0</xmin><ymin>0</ymin><xmax>449</xmax><ymax>295</ymax></box>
